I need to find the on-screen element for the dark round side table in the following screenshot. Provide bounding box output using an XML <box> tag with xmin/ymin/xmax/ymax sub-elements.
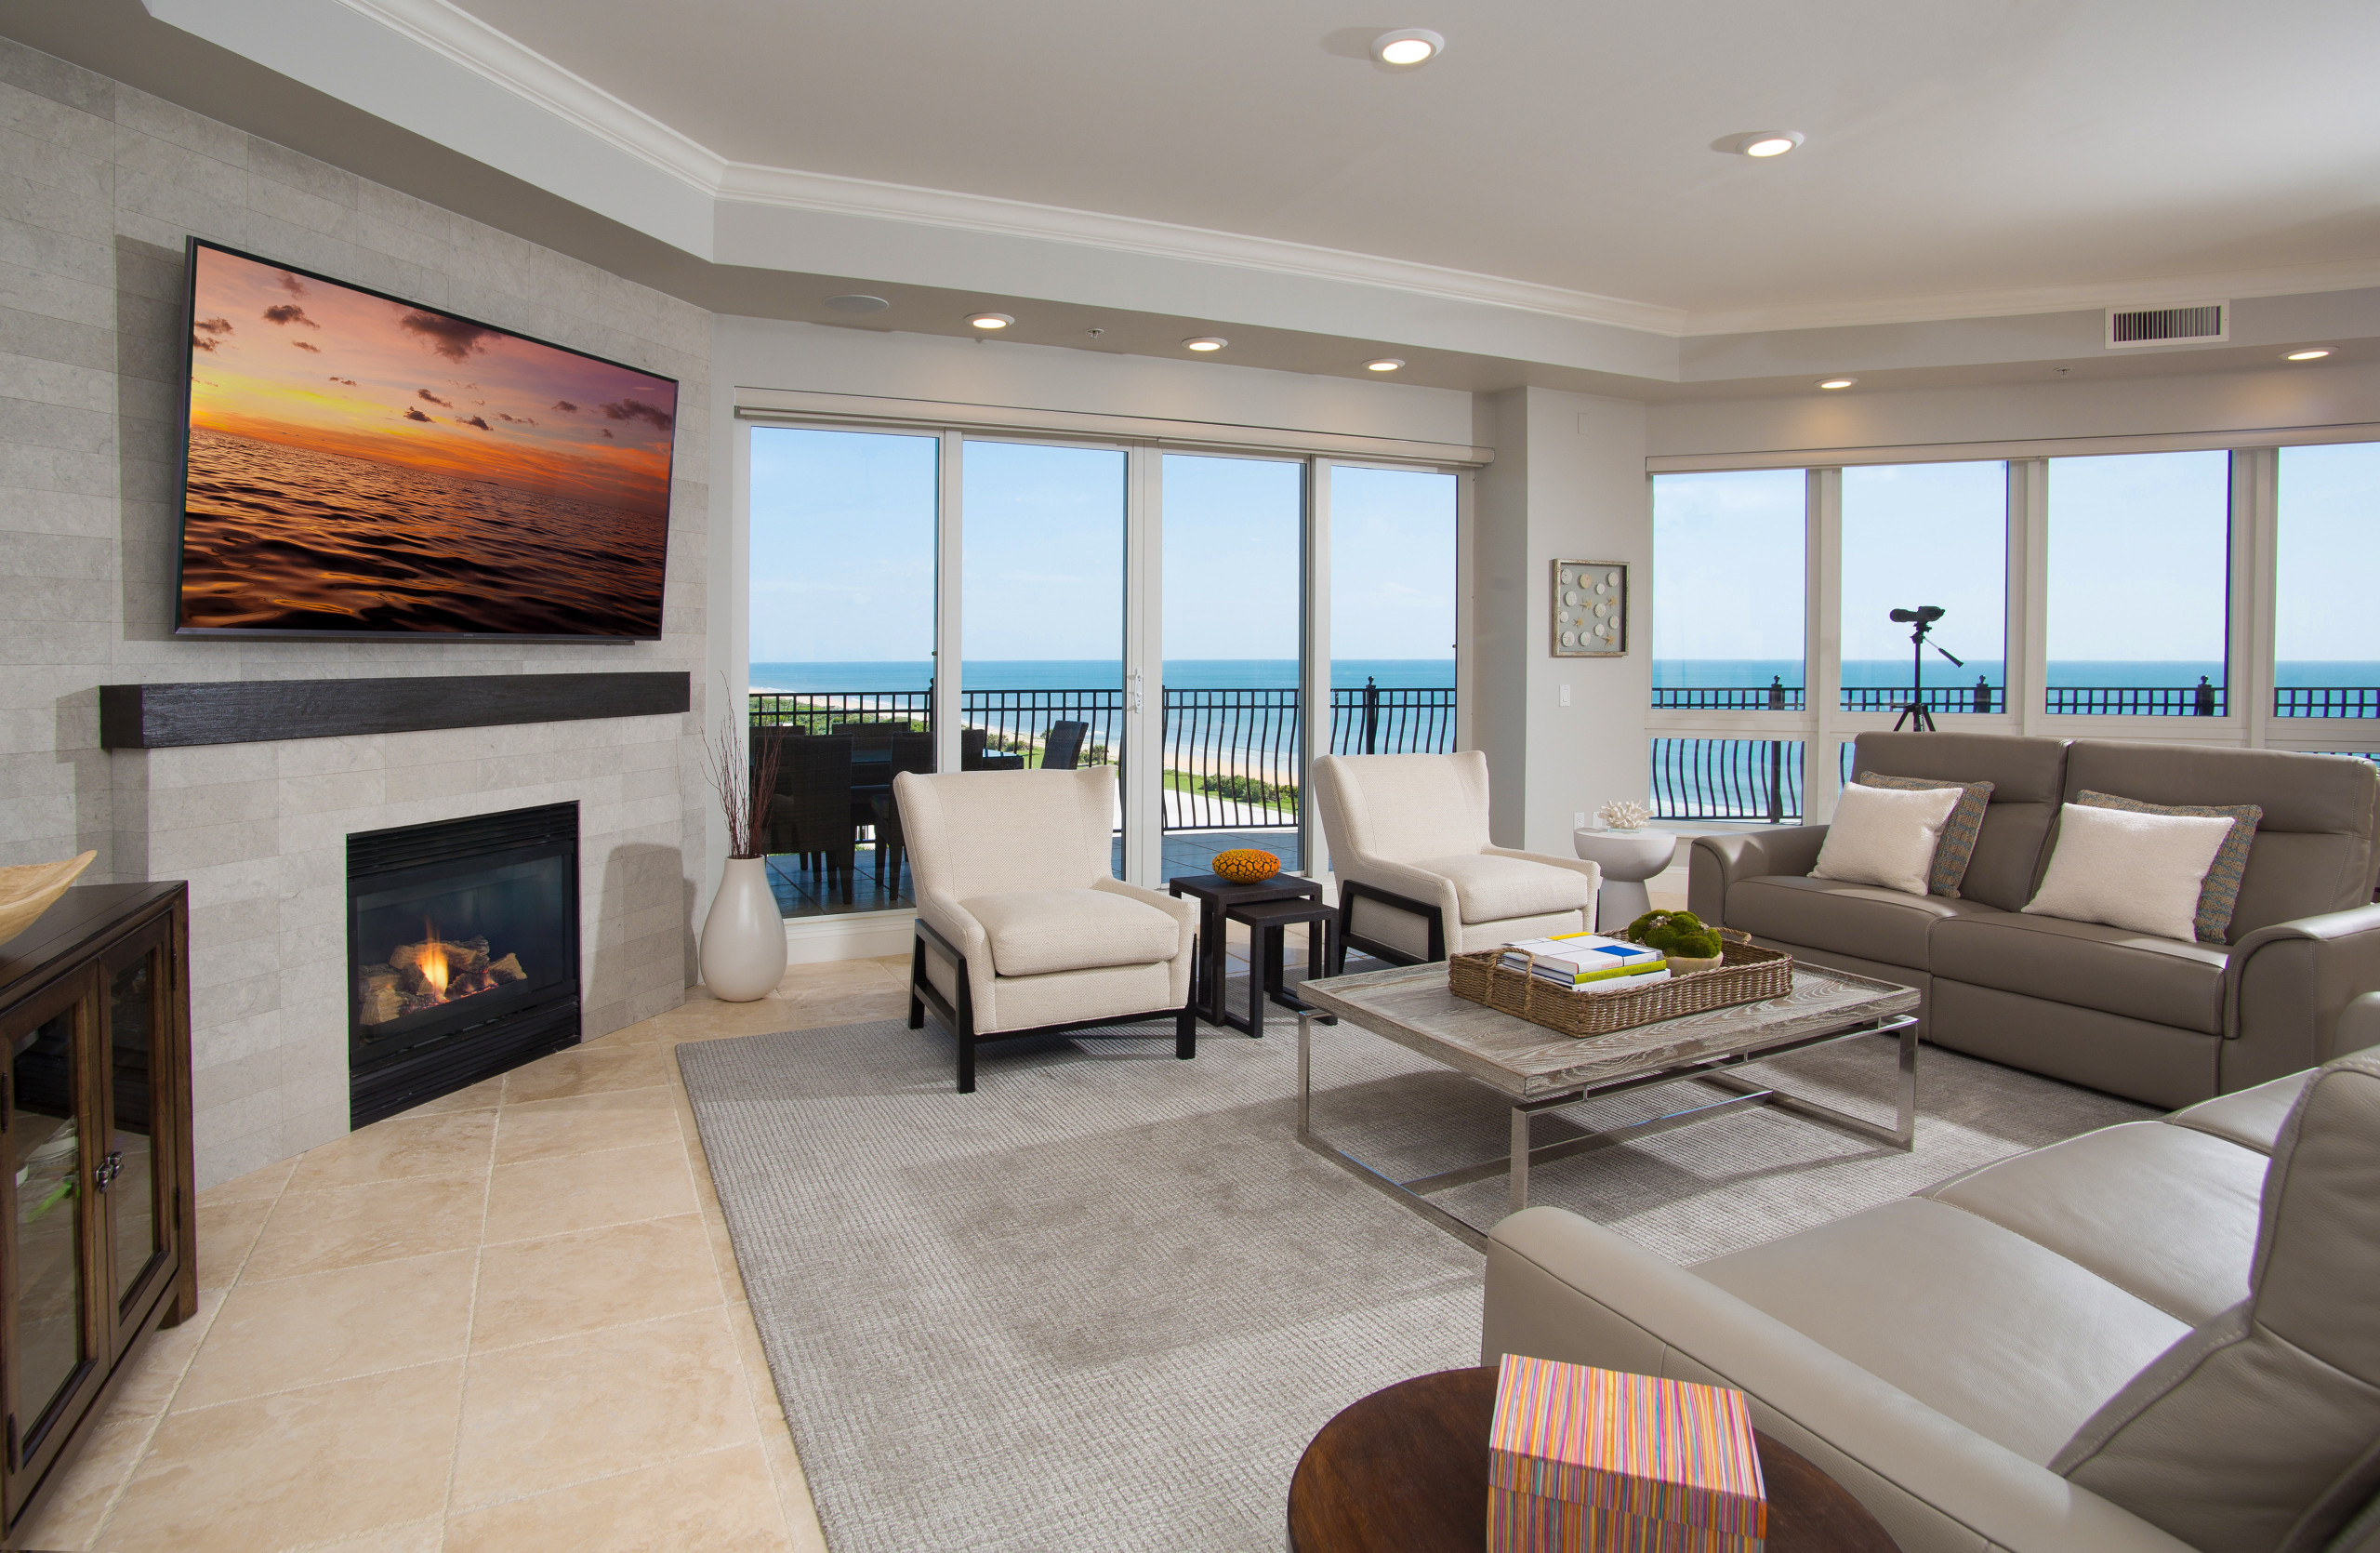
<box><xmin>1288</xmin><ymin>1368</ymin><xmax>1902</xmax><ymax>1553</ymax></box>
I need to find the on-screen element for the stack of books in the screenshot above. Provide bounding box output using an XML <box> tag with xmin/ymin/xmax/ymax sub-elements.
<box><xmin>1499</xmin><ymin>932</ymin><xmax>1669</xmax><ymax>994</ymax></box>
<box><xmin>1488</xmin><ymin>1353</ymin><xmax>1768</xmax><ymax>1553</ymax></box>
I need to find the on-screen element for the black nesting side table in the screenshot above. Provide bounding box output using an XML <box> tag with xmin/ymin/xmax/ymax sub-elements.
<box><xmin>1167</xmin><ymin>871</ymin><xmax>1326</xmax><ymax>1028</ymax></box>
<box><xmin>1226</xmin><ymin>896</ymin><xmax>1338</xmax><ymax>1038</ymax></box>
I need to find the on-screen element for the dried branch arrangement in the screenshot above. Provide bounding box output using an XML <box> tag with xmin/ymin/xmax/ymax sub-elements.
<box><xmin>705</xmin><ymin>693</ymin><xmax>781</xmax><ymax>860</ymax></box>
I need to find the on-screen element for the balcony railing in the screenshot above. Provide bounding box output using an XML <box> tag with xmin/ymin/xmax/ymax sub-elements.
<box><xmin>1651</xmin><ymin>738</ymin><xmax>1803</xmax><ymax>823</ymax></box>
<box><xmin>1652</xmin><ymin>683</ymin><xmax>1805</xmax><ymax>711</ymax></box>
<box><xmin>2048</xmin><ymin>682</ymin><xmax>2224</xmax><ymax>716</ymax></box>
<box><xmin>2276</xmin><ymin>688</ymin><xmax>2380</xmax><ymax>719</ymax></box>
<box><xmin>1841</xmin><ymin>683</ymin><xmax>2005</xmax><ymax>714</ymax></box>
<box><xmin>1652</xmin><ymin>682</ymin><xmax>2250</xmax><ymax>717</ymax></box>
<box><xmin>749</xmin><ymin>681</ymin><xmax>1455</xmax><ymax>833</ymax></box>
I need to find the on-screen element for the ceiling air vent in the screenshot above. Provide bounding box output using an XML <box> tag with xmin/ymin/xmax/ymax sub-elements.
<box><xmin>2106</xmin><ymin>301</ymin><xmax>2228</xmax><ymax>349</ymax></box>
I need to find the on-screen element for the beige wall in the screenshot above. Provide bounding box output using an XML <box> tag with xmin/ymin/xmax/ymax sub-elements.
<box><xmin>0</xmin><ymin>39</ymin><xmax>710</xmax><ymax>1186</ymax></box>
<box><xmin>1647</xmin><ymin>361</ymin><xmax>2380</xmax><ymax>460</ymax></box>
<box><xmin>1471</xmin><ymin>388</ymin><xmax>1651</xmax><ymax>854</ymax></box>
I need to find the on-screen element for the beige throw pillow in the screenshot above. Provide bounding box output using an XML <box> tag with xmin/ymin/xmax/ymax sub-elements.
<box><xmin>2022</xmin><ymin>803</ymin><xmax>2236</xmax><ymax>942</ymax></box>
<box><xmin>1810</xmin><ymin>782</ymin><xmax>1965</xmax><ymax>896</ymax></box>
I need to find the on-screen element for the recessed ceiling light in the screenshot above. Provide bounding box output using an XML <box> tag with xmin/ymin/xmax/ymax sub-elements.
<box><xmin>1735</xmin><ymin>130</ymin><xmax>1805</xmax><ymax>158</ymax></box>
<box><xmin>1817</xmin><ymin>377</ymin><xmax>1856</xmax><ymax>390</ymax></box>
<box><xmin>1365</xmin><ymin>358</ymin><xmax>1406</xmax><ymax>372</ymax></box>
<box><xmin>1183</xmin><ymin>337</ymin><xmax>1227</xmax><ymax>352</ymax></box>
<box><xmin>1371</xmin><ymin>29</ymin><xmax>1445</xmax><ymax>65</ymax></box>
<box><xmin>2286</xmin><ymin>349</ymin><xmax>2332</xmax><ymax>361</ymax></box>
<box><xmin>967</xmin><ymin>312</ymin><xmax>1013</xmax><ymax>330</ymax></box>
<box><xmin>826</xmin><ymin>294</ymin><xmax>889</xmax><ymax>314</ymax></box>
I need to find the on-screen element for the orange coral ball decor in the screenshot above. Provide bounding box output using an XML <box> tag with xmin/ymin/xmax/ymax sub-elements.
<box><xmin>1211</xmin><ymin>849</ymin><xmax>1282</xmax><ymax>884</ymax></box>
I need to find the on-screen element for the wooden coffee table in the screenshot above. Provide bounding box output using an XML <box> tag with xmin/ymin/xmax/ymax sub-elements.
<box><xmin>1288</xmin><ymin>1367</ymin><xmax>1900</xmax><ymax>1553</ymax></box>
<box><xmin>1292</xmin><ymin>959</ymin><xmax>1920</xmax><ymax>1249</ymax></box>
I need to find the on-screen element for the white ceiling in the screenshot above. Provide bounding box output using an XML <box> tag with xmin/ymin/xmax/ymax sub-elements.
<box><xmin>437</xmin><ymin>0</ymin><xmax>2380</xmax><ymax>326</ymax></box>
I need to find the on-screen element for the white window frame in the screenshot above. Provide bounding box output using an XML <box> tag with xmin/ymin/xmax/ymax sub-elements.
<box><xmin>1646</xmin><ymin>431</ymin><xmax>2380</xmax><ymax>822</ymax></box>
<box><xmin>734</xmin><ymin>400</ymin><xmax>1480</xmax><ymax>917</ymax></box>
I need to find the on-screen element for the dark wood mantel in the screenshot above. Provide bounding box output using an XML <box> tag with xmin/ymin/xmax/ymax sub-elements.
<box><xmin>98</xmin><ymin>671</ymin><xmax>690</xmax><ymax>750</ymax></box>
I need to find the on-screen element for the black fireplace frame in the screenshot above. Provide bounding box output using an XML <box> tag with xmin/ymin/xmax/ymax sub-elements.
<box><xmin>347</xmin><ymin>802</ymin><xmax>581</xmax><ymax>1126</ymax></box>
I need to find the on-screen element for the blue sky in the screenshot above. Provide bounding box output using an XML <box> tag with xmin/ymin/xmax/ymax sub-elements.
<box><xmin>2278</xmin><ymin>442</ymin><xmax>2380</xmax><ymax>660</ymax></box>
<box><xmin>1842</xmin><ymin>460</ymin><xmax>2005</xmax><ymax>668</ymax></box>
<box><xmin>1654</xmin><ymin>446</ymin><xmax>2380</xmax><ymax>667</ymax></box>
<box><xmin>755</xmin><ymin>429</ymin><xmax>2378</xmax><ymax>670</ymax></box>
<box><xmin>1651</xmin><ymin>468</ymin><xmax>1805</xmax><ymax>662</ymax></box>
<box><xmin>2044</xmin><ymin>450</ymin><xmax>2228</xmax><ymax>663</ymax></box>
<box><xmin>750</xmin><ymin>429</ymin><xmax>1457</xmax><ymax>662</ymax></box>
<box><xmin>748</xmin><ymin>426</ymin><xmax>935</xmax><ymax>664</ymax></box>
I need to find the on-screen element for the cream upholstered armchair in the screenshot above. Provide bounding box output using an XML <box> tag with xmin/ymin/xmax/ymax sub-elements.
<box><xmin>1311</xmin><ymin>751</ymin><xmax>1603</xmax><ymax>969</ymax></box>
<box><xmin>892</xmin><ymin>766</ymin><xmax>1199</xmax><ymax>1093</ymax></box>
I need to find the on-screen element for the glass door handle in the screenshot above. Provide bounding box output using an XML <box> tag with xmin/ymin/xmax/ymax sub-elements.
<box><xmin>94</xmin><ymin>1150</ymin><xmax>124</xmax><ymax>1192</ymax></box>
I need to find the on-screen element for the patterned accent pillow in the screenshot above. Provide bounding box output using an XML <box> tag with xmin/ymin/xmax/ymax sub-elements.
<box><xmin>1855</xmin><ymin>774</ymin><xmax>1995</xmax><ymax>897</ymax></box>
<box><xmin>2076</xmin><ymin>790</ymin><xmax>2262</xmax><ymax>943</ymax></box>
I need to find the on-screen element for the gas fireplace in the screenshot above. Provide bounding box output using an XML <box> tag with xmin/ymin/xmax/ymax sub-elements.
<box><xmin>347</xmin><ymin>803</ymin><xmax>579</xmax><ymax>1125</ymax></box>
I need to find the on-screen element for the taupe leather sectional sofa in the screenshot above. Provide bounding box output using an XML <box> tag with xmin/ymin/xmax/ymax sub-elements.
<box><xmin>1691</xmin><ymin>733</ymin><xmax>2380</xmax><ymax>1107</ymax></box>
<box><xmin>1482</xmin><ymin>1031</ymin><xmax>2380</xmax><ymax>1553</ymax></box>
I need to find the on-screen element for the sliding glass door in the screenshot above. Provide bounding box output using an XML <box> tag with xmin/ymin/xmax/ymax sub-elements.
<box><xmin>747</xmin><ymin>426</ymin><xmax>939</xmax><ymax>917</ymax></box>
<box><xmin>1161</xmin><ymin>454</ymin><xmax>1304</xmax><ymax>875</ymax></box>
<box><xmin>960</xmin><ymin>440</ymin><xmax>1129</xmax><ymax>870</ymax></box>
<box><xmin>747</xmin><ymin>424</ymin><xmax>1465</xmax><ymax>913</ymax></box>
<box><xmin>1329</xmin><ymin>465</ymin><xmax>1460</xmax><ymax>754</ymax></box>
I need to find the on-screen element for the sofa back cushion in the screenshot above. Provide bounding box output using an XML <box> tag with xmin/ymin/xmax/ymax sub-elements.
<box><xmin>2062</xmin><ymin>743</ymin><xmax>2380</xmax><ymax>937</ymax></box>
<box><xmin>2051</xmin><ymin>1050</ymin><xmax>2380</xmax><ymax>1553</ymax></box>
<box><xmin>1850</xmin><ymin>732</ymin><xmax>2070</xmax><ymax>912</ymax></box>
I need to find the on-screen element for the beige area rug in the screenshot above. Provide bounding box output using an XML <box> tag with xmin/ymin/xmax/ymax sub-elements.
<box><xmin>678</xmin><ymin>1015</ymin><xmax>2152</xmax><ymax>1552</ymax></box>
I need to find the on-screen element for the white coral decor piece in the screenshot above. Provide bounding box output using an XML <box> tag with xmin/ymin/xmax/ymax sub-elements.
<box><xmin>1596</xmin><ymin>800</ymin><xmax>1652</xmax><ymax>830</ymax></box>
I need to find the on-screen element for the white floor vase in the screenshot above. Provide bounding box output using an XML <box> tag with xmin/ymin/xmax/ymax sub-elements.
<box><xmin>699</xmin><ymin>856</ymin><xmax>787</xmax><ymax>1002</ymax></box>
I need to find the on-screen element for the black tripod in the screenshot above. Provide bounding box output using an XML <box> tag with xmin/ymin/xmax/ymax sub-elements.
<box><xmin>1889</xmin><ymin>605</ymin><xmax>1965</xmax><ymax>732</ymax></box>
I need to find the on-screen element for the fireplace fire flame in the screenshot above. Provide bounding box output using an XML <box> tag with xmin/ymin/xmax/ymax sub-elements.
<box><xmin>357</xmin><ymin>917</ymin><xmax>527</xmax><ymax>1028</ymax></box>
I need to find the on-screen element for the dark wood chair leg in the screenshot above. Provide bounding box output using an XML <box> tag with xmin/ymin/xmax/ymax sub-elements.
<box><xmin>1176</xmin><ymin>1002</ymin><xmax>1196</xmax><ymax>1060</ymax></box>
<box><xmin>1305</xmin><ymin>919</ymin><xmax>1324</xmax><ymax>987</ymax></box>
<box><xmin>959</xmin><ymin>1032</ymin><xmax>975</xmax><ymax>1094</ymax></box>
<box><xmin>908</xmin><ymin>934</ymin><xmax>926</xmax><ymax>1029</ymax></box>
<box><xmin>1330</xmin><ymin>904</ymin><xmax>1352</xmax><ymax>975</ymax></box>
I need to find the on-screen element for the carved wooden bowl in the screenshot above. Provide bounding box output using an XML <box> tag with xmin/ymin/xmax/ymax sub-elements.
<box><xmin>0</xmin><ymin>851</ymin><xmax>97</xmax><ymax>949</ymax></box>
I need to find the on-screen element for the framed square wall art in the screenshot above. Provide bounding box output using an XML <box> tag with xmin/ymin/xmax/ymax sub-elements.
<box><xmin>1553</xmin><ymin>561</ymin><xmax>1627</xmax><ymax>656</ymax></box>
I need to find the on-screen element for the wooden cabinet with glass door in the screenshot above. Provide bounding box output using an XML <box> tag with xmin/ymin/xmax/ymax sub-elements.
<box><xmin>0</xmin><ymin>882</ymin><xmax>195</xmax><ymax>1537</ymax></box>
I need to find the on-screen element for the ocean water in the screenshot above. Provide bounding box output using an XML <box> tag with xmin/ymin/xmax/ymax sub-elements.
<box><xmin>180</xmin><ymin>428</ymin><xmax>667</xmax><ymax>636</ymax></box>
<box><xmin>747</xmin><ymin>659</ymin><xmax>1457</xmax><ymax>693</ymax></box>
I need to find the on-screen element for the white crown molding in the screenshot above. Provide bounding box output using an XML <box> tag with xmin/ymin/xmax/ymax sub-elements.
<box><xmin>1682</xmin><ymin>259</ymin><xmax>2380</xmax><ymax>338</ymax></box>
<box><xmin>330</xmin><ymin>0</ymin><xmax>2380</xmax><ymax>348</ymax></box>
<box><xmin>711</xmin><ymin>162</ymin><xmax>1687</xmax><ymax>334</ymax></box>
<box><xmin>328</xmin><ymin>0</ymin><xmax>1685</xmax><ymax>335</ymax></box>
<box><xmin>331</xmin><ymin>0</ymin><xmax>725</xmax><ymax>186</ymax></box>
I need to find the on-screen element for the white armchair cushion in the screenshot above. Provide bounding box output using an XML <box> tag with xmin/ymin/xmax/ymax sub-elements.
<box><xmin>1415</xmin><ymin>853</ymin><xmax>1594</xmax><ymax>923</ymax></box>
<box><xmin>961</xmin><ymin>888</ymin><xmax>1182</xmax><ymax>977</ymax></box>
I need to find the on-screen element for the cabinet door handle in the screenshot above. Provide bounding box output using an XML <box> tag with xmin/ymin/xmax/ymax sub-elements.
<box><xmin>94</xmin><ymin>1150</ymin><xmax>123</xmax><ymax>1192</ymax></box>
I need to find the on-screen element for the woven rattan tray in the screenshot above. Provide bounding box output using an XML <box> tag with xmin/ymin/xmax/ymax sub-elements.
<box><xmin>1446</xmin><ymin>933</ymin><xmax>1792</xmax><ymax>1040</ymax></box>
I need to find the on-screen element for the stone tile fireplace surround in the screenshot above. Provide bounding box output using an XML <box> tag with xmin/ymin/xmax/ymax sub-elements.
<box><xmin>0</xmin><ymin>42</ymin><xmax>714</xmax><ymax>1188</ymax></box>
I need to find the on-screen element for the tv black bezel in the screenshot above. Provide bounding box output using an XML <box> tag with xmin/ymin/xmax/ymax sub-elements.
<box><xmin>171</xmin><ymin>236</ymin><xmax>679</xmax><ymax>644</ymax></box>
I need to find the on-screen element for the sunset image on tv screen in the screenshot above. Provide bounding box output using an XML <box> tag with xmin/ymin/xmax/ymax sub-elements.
<box><xmin>177</xmin><ymin>243</ymin><xmax>677</xmax><ymax>637</ymax></box>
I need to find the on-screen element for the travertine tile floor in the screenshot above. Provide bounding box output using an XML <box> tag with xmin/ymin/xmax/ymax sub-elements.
<box><xmin>20</xmin><ymin>928</ymin><xmax>1287</xmax><ymax>1552</ymax></box>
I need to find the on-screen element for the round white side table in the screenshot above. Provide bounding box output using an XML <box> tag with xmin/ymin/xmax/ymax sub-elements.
<box><xmin>1573</xmin><ymin>827</ymin><xmax>1680</xmax><ymax>933</ymax></box>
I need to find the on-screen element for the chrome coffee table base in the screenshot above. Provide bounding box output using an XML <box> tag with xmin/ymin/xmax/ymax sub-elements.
<box><xmin>1296</xmin><ymin>1011</ymin><xmax>1920</xmax><ymax>1253</ymax></box>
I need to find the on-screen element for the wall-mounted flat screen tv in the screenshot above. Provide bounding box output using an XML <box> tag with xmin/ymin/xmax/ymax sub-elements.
<box><xmin>175</xmin><ymin>239</ymin><xmax>677</xmax><ymax>641</ymax></box>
